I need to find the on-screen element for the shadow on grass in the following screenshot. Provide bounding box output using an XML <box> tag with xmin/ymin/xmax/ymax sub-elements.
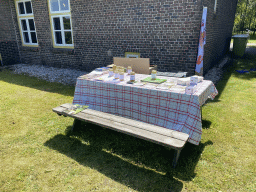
<box><xmin>44</xmin><ymin>122</ymin><xmax>213</xmax><ymax>191</ymax></box>
<box><xmin>231</xmin><ymin>47</ymin><xmax>256</xmax><ymax>81</ymax></box>
<box><xmin>0</xmin><ymin>69</ymin><xmax>75</xmax><ymax>97</ymax></box>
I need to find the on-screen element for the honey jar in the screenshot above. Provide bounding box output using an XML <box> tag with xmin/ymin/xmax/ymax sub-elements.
<box><xmin>130</xmin><ymin>71</ymin><xmax>135</xmax><ymax>82</ymax></box>
<box><xmin>151</xmin><ymin>70</ymin><xmax>157</xmax><ymax>80</ymax></box>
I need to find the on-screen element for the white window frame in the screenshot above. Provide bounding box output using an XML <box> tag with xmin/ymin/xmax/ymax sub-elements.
<box><xmin>51</xmin><ymin>15</ymin><xmax>74</xmax><ymax>47</ymax></box>
<box><xmin>15</xmin><ymin>0</ymin><xmax>38</xmax><ymax>46</ymax></box>
<box><xmin>16</xmin><ymin>0</ymin><xmax>34</xmax><ymax>16</ymax></box>
<box><xmin>19</xmin><ymin>17</ymin><xmax>38</xmax><ymax>46</ymax></box>
<box><xmin>48</xmin><ymin>0</ymin><xmax>74</xmax><ymax>48</ymax></box>
<box><xmin>214</xmin><ymin>0</ymin><xmax>218</xmax><ymax>13</ymax></box>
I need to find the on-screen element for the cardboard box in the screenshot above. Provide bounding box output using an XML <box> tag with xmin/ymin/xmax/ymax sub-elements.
<box><xmin>111</xmin><ymin>57</ymin><xmax>157</xmax><ymax>74</ymax></box>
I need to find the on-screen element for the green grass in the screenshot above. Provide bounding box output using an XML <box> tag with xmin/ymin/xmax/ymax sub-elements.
<box><xmin>0</xmin><ymin>56</ymin><xmax>256</xmax><ymax>191</ymax></box>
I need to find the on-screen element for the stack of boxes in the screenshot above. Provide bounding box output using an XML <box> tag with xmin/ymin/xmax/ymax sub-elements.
<box><xmin>185</xmin><ymin>75</ymin><xmax>204</xmax><ymax>94</ymax></box>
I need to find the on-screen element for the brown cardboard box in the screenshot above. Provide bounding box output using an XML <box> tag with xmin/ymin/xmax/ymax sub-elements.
<box><xmin>108</xmin><ymin>57</ymin><xmax>157</xmax><ymax>74</ymax></box>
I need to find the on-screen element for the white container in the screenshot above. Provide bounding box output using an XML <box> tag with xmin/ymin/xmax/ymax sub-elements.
<box><xmin>198</xmin><ymin>76</ymin><xmax>204</xmax><ymax>82</ymax></box>
<box><xmin>177</xmin><ymin>78</ymin><xmax>190</xmax><ymax>86</ymax></box>
<box><xmin>190</xmin><ymin>76</ymin><xmax>199</xmax><ymax>85</ymax></box>
<box><xmin>185</xmin><ymin>85</ymin><xmax>196</xmax><ymax>94</ymax></box>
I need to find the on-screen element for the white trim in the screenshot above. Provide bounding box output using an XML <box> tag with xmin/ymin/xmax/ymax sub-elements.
<box><xmin>16</xmin><ymin>0</ymin><xmax>34</xmax><ymax>16</ymax></box>
<box><xmin>214</xmin><ymin>0</ymin><xmax>218</xmax><ymax>13</ymax></box>
<box><xmin>19</xmin><ymin>17</ymin><xmax>38</xmax><ymax>46</ymax></box>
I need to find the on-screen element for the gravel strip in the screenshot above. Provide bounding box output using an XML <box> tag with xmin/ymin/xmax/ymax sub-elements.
<box><xmin>6</xmin><ymin>59</ymin><xmax>230</xmax><ymax>86</ymax></box>
<box><xmin>10</xmin><ymin>64</ymin><xmax>88</xmax><ymax>86</ymax></box>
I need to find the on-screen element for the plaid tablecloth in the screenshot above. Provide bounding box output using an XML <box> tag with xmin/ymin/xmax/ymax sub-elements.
<box><xmin>73</xmin><ymin>72</ymin><xmax>218</xmax><ymax>145</ymax></box>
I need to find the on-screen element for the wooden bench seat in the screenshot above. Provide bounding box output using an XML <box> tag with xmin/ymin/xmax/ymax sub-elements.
<box><xmin>52</xmin><ymin>103</ymin><xmax>189</xmax><ymax>168</ymax></box>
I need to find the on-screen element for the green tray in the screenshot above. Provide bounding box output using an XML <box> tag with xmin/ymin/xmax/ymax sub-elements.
<box><xmin>141</xmin><ymin>77</ymin><xmax>167</xmax><ymax>84</ymax></box>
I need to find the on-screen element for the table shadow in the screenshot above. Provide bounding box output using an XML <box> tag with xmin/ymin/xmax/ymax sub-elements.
<box><xmin>44</xmin><ymin>122</ymin><xmax>213</xmax><ymax>191</ymax></box>
<box><xmin>202</xmin><ymin>119</ymin><xmax>212</xmax><ymax>129</ymax></box>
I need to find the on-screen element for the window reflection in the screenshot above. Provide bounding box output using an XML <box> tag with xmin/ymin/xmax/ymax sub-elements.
<box><xmin>63</xmin><ymin>16</ymin><xmax>71</xmax><ymax>29</ymax></box>
<box><xmin>60</xmin><ymin>0</ymin><xmax>69</xmax><ymax>11</ymax></box>
<box><xmin>65</xmin><ymin>32</ymin><xmax>72</xmax><ymax>44</ymax></box>
<box><xmin>18</xmin><ymin>3</ymin><xmax>25</xmax><ymax>14</ymax></box>
<box><xmin>51</xmin><ymin>0</ymin><xmax>59</xmax><ymax>12</ymax></box>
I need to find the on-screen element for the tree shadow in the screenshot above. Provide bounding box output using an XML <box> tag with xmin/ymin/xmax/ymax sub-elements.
<box><xmin>230</xmin><ymin>46</ymin><xmax>256</xmax><ymax>80</ymax></box>
<box><xmin>44</xmin><ymin>122</ymin><xmax>213</xmax><ymax>191</ymax></box>
<box><xmin>0</xmin><ymin>68</ymin><xmax>75</xmax><ymax>97</ymax></box>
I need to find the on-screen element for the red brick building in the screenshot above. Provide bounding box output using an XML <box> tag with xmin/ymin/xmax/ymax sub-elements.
<box><xmin>0</xmin><ymin>0</ymin><xmax>238</xmax><ymax>76</ymax></box>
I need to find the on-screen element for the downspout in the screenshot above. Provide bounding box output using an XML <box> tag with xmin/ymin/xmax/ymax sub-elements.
<box><xmin>9</xmin><ymin>0</ymin><xmax>22</xmax><ymax>64</ymax></box>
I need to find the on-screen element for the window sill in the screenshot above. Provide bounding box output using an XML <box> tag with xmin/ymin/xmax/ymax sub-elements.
<box><xmin>51</xmin><ymin>48</ymin><xmax>75</xmax><ymax>55</ymax></box>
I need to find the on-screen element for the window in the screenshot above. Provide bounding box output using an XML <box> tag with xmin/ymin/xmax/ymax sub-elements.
<box><xmin>15</xmin><ymin>0</ymin><xmax>38</xmax><ymax>46</ymax></box>
<box><xmin>214</xmin><ymin>0</ymin><xmax>218</xmax><ymax>13</ymax></box>
<box><xmin>48</xmin><ymin>0</ymin><xmax>73</xmax><ymax>48</ymax></box>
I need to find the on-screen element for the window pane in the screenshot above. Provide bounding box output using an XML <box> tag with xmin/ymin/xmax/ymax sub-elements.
<box><xmin>21</xmin><ymin>20</ymin><xmax>27</xmax><ymax>31</ymax></box>
<box><xmin>53</xmin><ymin>17</ymin><xmax>61</xmax><ymax>30</ymax></box>
<box><xmin>18</xmin><ymin>2</ymin><xmax>25</xmax><ymax>14</ymax></box>
<box><xmin>25</xmin><ymin>1</ymin><xmax>32</xmax><ymax>14</ymax></box>
<box><xmin>55</xmin><ymin>32</ymin><xmax>62</xmax><ymax>44</ymax></box>
<box><xmin>31</xmin><ymin>32</ymin><xmax>37</xmax><ymax>43</ymax></box>
<box><xmin>23</xmin><ymin>32</ymin><xmax>29</xmax><ymax>43</ymax></box>
<box><xmin>51</xmin><ymin>0</ymin><xmax>59</xmax><ymax>12</ymax></box>
<box><xmin>28</xmin><ymin>19</ymin><xmax>35</xmax><ymax>30</ymax></box>
<box><xmin>60</xmin><ymin>0</ymin><xmax>69</xmax><ymax>11</ymax></box>
<box><xmin>63</xmin><ymin>16</ymin><xmax>71</xmax><ymax>30</ymax></box>
<box><xmin>65</xmin><ymin>32</ymin><xmax>72</xmax><ymax>44</ymax></box>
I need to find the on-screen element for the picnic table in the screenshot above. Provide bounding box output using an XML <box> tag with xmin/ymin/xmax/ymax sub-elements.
<box><xmin>72</xmin><ymin>71</ymin><xmax>218</xmax><ymax>145</ymax></box>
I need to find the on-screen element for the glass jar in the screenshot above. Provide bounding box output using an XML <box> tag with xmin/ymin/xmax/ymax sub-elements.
<box><xmin>130</xmin><ymin>71</ymin><xmax>135</xmax><ymax>82</ymax></box>
<box><xmin>127</xmin><ymin>66</ymin><xmax>132</xmax><ymax>75</ymax></box>
<box><xmin>112</xmin><ymin>64</ymin><xmax>117</xmax><ymax>71</ymax></box>
<box><xmin>151</xmin><ymin>70</ymin><xmax>157</xmax><ymax>80</ymax></box>
<box><xmin>114</xmin><ymin>70</ymin><xmax>119</xmax><ymax>79</ymax></box>
<box><xmin>109</xmin><ymin>68</ymin><xmax>114</xmax><ymax>76</ymax></box>
<box><xmin>119</xmin><ymin>71</ymin><xmax>124</xmax><ymax>81</ymax></box>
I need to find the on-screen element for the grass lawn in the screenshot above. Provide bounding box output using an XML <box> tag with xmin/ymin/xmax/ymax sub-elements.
<box><xmin>0</xmin><ymin>52</ymin><xmax>255</xmax><ymax>191</ymax></box>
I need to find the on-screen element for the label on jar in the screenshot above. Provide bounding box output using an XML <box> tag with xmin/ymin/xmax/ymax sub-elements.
<box><xmin>119</xmin><ymin>74</ymin><xmax>124</xmax><ymax>81</ymax></box>
<box><xmin>130</xmin><ymin>74</ymin><xmax>135</xmax><ymax>81</ymax></box>
<box><xmin>127</xmin><ymin>69</ymin><xmax>132</xmax><ymax>75</ymax></box>
<box><xmin>114</xmin><ymin>72</ymin><xmax>119</xmax><ymax>79</ymax></box>
<box><xmin>151</xmin><ymin>73</ymin><xmax>156</xmax><ymax>80</ymax></box>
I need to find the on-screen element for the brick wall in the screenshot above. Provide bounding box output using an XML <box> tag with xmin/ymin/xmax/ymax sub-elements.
<box><xmin>4</xmin><ymin>0</ymin><xmax>237</xmax><ymax>76</ymax></box>
<box><xmin>0</xmin><ymin>0</ymin><xmax>20</xmax><ymax>65</ymax></box>
<box><xmin>7</xmin><ymin>0</ymin><xmax>203</xmax><ymax>75</ymax></box>
<box><xmin>201</xmin><ymin>0</ymin><xmax>238</xmax><ymax>74</ymax></box>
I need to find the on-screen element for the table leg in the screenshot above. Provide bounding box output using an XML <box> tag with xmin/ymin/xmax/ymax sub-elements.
<box><xmin>172</xmin><ymin>149</ymin><xmax>181</xmax><ymax>168</ymax></box>
<box><xmin>71</xmin><ymin>119</ymin><xmax>82</xmax><ymax>132</ymax></box>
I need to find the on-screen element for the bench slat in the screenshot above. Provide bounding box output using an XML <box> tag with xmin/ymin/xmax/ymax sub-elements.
<box><xmin>53</xmin><ymin>104</ymin><xmax>188</xmax><ymax>149</ymax></box>
<box><xmin>74</xmin><ymin>111</ymin><xmax>186</xmax><ymax>149</ymax></box>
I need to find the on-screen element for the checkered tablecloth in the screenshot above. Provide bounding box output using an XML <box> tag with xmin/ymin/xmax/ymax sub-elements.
<box><xmin>73</xmin><ymin>72</ymin><xmax>218</xmax><ymax>145</ymax></box>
